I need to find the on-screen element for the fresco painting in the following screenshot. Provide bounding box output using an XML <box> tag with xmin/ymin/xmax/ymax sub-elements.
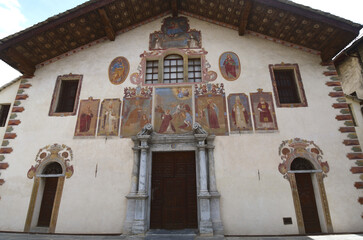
<box><xmin>150</xmin><ymin>16</ymin><xmax>201</xmax><ymax>50</ymax></box>
<box><xmin>74</xmin><ymin>97</ymin><xmax>100</xmax><ymax>136</ymax></box>
<box><xmin>97</xmin><ymin>99</ymin><xmax>121</xmax><ymax>136</ymax></box>
<box><xmin>121</xmin><ymin>87</ymin><xmax>152</xmax><ymax>137</ymax></box>
<box><xmin>250</xmin><ymin>89</ymin><xmax>278</xmax><ymax>131</ymax></box>
<box><xmin>108</xmin><ymin>56</ymin><xmax>130</xmax><ymax>85</ymax></box>
<box><xmin>195</xmin><ymin>84</ymin><xmax>229</xmax><ymax>135</ymax></box>
<box><xmin>154</xmin><ymin>87</ymin><xmax>193</xmax><ymax>134</ymax></box>
<box><xmin>228</xmin><ymin>94</ymin><xmax>253</xmax><ymax>132</ymax></box>
<box><xmin>219</xmin><ymin>52</ymin><xmax>241</xmax><ymax>81</ymax></box>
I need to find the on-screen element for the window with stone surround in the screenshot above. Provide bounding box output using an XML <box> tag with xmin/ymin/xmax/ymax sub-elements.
<box><xmin>269</xmin><ymin>64</ymin><xmax>307</xmax><ymax>107</ymax></box>
<box><xmin>49</xmin><ymin>74</ymin><xmax>82</xmax><ymax>116</ymax></box>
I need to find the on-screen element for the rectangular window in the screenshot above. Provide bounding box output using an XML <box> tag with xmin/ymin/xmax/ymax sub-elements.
<box><xmin>188</xmin><ymin>58</ymin><xmax>202</xmax><ymax>82</ymax></box>
<box><xmin>269</xmin><ymin>64</ymin><xmax>307</xmax><ymax>107</ymax></box>
<box><xmin>145</xmin><ymin>60</ymin><xmax>159</xmax><ymax>84</ymax></box>
<box><xmin>49</xmin><ymin>74</ymin><xmax>82</xmax><ymax>116</ymax></box>
<box><xmin>0</xmin><ymin>104</ymin><xmax>10</xmax><ymax>127</ymax></box>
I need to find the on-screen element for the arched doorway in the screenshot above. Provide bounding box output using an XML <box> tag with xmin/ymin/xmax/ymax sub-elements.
<box><xmin>278</xmin><ymin>138</ymin><xmax>333</xmax><ymax>234</ymax></box>
<box><xmin>37</xmin><ymin>162</ymin><xmax>62</xmax><ymax>227</ymax></box>
<box><xmin>291</xmin><ymin>158</ymin><xmax>321</xmax><ymax>234</ymax></box>
<box><xmin>24</xmin><ymin>143</ymin><xmax>74</xmax><ymax>233</ymax></box>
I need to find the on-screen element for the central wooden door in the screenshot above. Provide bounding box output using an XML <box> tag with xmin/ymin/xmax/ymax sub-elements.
<box><xmin>295</xmin><ymin>173</ymin><xmax>321</xmax><ymax>234</ymax></box>
<box><xmin>150</xmin><ymin>151</ymin><xmax>197</xmax><ymax>229</ymax></box>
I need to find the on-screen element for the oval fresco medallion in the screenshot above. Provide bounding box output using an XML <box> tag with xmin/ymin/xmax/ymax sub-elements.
<box><xmin>219</xmin><ymin>52</ymin><xmax>241</xmax><ymax>81</ymax></box>
<box><xmin>108</xmin><ymin>56</ymin><xmax>130</xmax><ymax>85</ymax></box>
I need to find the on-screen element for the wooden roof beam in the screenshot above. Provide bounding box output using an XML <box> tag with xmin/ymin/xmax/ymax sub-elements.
<box><xmin>5</xmin><ymin>48</ymin><xmax>35</xmax><ymax>77</ymax></box>
<box><xmin>98</xmin><ymin>8</ymin><xmax>116</xmax><ymax>41</ymax></box>
<box><xmin>238</xmin><ymin>0</ymin><xmax>252</xmax><ymax>36</ymax></box>
<box><xmin>171</xmin><ymin>0</ymin><xmax>178</xmax><ymax>17</ymax></box>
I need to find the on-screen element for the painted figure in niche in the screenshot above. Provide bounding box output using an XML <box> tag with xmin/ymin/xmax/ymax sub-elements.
<box><xmin>203</xmin><ymin>99</ymin><xmax>220</xmax><ymax>129</ymax></box>
<box><xmin>80</xmin><ymin>106</ymin><xmax>93</xmax><ymax>132</ymax></box>
<box><xmin>75</xmin><ymin>97</ymin><xmax>99</xmax><ymax>136</ymax></box>
<box><xmin>250</xmin><ymin>89</ymin><xmax>278</xmax><ymax>131</ymax></box>
<box><xmin>232</xmin><ymin>96</ymin><xmax>248</xmax><ymax>129</ymax></box>
<box><xmin>219</xmin><ymin>52</ymin><xmax>241</xmax><ymax>81</ymax></box>
<box><xmin>154</xmin><ymin>87</ymin><xmax>193</xmax><ymax>134</ymax></box>
<box><xmin>228</xmin><ymin>94</ymin><xmax>253</xmax><ymax>132</ymax></box>
<box><xmin>108</xmin><ymin>57</ymin><xmax>130</xmax><ymax>85</ymax></box>
<box><xmin>257</xmin><ymin>97</ymin><xmax>273</xmax><ymax>128</ymax></box>
<box><xmin>98</xmin><ymin>99</ymin><xmax>121</xmax><ymax>136</ymax></box>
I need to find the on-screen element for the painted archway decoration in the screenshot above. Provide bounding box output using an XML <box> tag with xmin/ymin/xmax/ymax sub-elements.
<box><xmin>278</xmin><ymin>138</ymin><xmax>329</xmax><ymax>179</ymax></box>
<box><xmin>27</xmin><ymin>143</ymin><xmax>74</xmax><ymax>179</ymax></box>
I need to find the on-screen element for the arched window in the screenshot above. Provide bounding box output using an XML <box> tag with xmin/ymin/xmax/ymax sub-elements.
<box><xmin>163</xmin><ymin>54</ymin><xmax>184</xmax><ymax>83</ymax></box>
<box><xmin>291</xmin><ymin>158</ymin><xmax>314</xmax><ymax>171</ymax></box>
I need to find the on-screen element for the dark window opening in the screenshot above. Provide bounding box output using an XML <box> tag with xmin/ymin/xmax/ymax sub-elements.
<box><xmin>42</xmin><ymin>162</ymin><xmax>63</xmax><ymax>175</ymax></box>
<box><xmin>163</xmin><ymin>54</ymin><xmax>184</xmax><ymax>83</ymax></box>
<box><xmin>188</xmin><ymin>58</ymin><xmax>201</xmax><ymax>82</ymax></box>
<box><xmin>274</xmin><ymin>69</ymin><xmax>300</xmax><ymax>104</ymax></box>
<box><xmin>291</xmin><ymin>158</ymin><xmax>314</xmax><ymax>171</ymax></box>
<box><xmin>0</xmin><ymin>104</ymin><xmax>10</xmax><ymax>127</ymax></box>
<box><xmin>145</xmin><ymin>60</ymin><xmax>159</xmax><ymax>84</ymax></box>
<box><xmin>55</xmin><ymin>80</ymin><xmax>79</xmax><ymax>113</ymax></box>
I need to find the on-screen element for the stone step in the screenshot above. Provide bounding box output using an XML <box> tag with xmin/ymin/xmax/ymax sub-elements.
<box><xmin>146</xmin><ymin>229</ymin><xmax>197</xmax><ymax>240</ymax></box>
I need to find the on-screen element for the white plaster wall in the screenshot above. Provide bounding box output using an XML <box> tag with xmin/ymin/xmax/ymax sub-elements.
<box><xmin>0</xmin><ymin>80</ymin><xmax>20</xmax><ymax>142</ymax></box>
<box><xmin>0</xmin><ymin>15</ymin><xmax>361</xmax><ymax>235</ymax></box>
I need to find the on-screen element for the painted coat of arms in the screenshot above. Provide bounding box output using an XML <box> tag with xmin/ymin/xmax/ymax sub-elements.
<box><xmin>149</xmin><ymin>16</ymin><xmax>201</xmax><ymax>50</ymax></box>
<box><xmin>108</xmin><ymin>56</ymin><xmax>130</xmax><ymax>85</ymax></box>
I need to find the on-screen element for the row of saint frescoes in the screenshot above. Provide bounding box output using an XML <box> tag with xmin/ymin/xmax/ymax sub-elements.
<box><xmin>73</xmin><ymin>86</ymin><xmax>278</xmax><ymax>137</ymax></box>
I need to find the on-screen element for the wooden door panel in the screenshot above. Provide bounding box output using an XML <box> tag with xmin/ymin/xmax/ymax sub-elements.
<box><xmin>150</xmin><ymin>151</ymin><xmax>197</xmax><ymax>229</ymax></box>
<box><xmin>295</xmin><ymin>173</ymin><xmax>321</xmax><ymax>234</ymax></box>
<box><xmin>37</xmin><ymin>177</ymin><xmax>58</xmax><ymax>227</ymax></box>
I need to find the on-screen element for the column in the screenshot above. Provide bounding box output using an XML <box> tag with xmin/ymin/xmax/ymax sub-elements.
<box><xmin>207</xmin><ymin>135</ymin><xmax>224</xmax><ymax>236</ymax></box>
<box><xmin>132</xmin><ymin>135</ymin><xmax>150</xmax><ymax>234</ymax></box>
<box><xmin>195</xmin><ymin>134</ymin><xmax>213</xmax><ymax>236</ymax></box>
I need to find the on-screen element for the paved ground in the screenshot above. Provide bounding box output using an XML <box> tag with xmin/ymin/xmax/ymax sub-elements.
<box><xmin>0</xmin><ymin>233</ymin><xmax>362</xmax><ymax>240</ymax></box>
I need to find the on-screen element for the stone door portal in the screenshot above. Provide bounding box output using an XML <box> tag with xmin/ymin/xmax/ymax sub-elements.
<box><xmin>150</xmin><ymin>151</ymin><xmax>197</xmax><ymax>229</ymax></box>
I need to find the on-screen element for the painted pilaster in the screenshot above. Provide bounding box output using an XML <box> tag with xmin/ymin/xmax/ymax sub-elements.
<box><xmin>195</xmin><ymin>133</ymin><xmax>213</xmax><ymax>236</ymax></box>
<box><xmin>207</xmin><ymin>135</ymin><xmax>224</xmax><ymax>236</ymax></box>
<box><xmin>123</xmin><ymin>137</ymin><xmax>140</xmax><ymax>234</ymax></box>
<box><xmin>288</xmin><ymin>173</ymin><xmax>305</xmax><ymax>234</ymax></box>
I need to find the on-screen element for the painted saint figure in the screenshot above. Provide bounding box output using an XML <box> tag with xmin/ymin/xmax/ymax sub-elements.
<box><xmin>179</xmin><ymin>104</ymin><xmax>192</xmax><ymax>129</ymax></box>
<box><xmin>203</xmin><ymin>99</ymin><xmax>220</xmax><ymax>129</ymax></box>
<box><xmin>232</xmin><ymin>96</ymin><xmax>248</xmax><ymax>129</ymax></box>
<box><xmin>257</xmin><ymin>97</ymin><xmax>273</xmax><ymax>128</ymax></box>
<box><xmin>223</xmin><ymin>54</ymin><xmax>237</xmax><ymax>78</ymax></box>
<box><xmin>111</xmin><ymin>59</ymin><xmax>125</xmax><ymax>83</ymax></box>
<box><xmin>80</xmin><ymin>106</ymin><xmax>93</xmax><ymax>132</ymax></box>
<box><xmin>102</xmin><ymin>102</ymin><xmax>117</xmax><ymax>134</ymax></box>
<box><xmin>158</xmin><ymin>109</ymin><xmax>176</xmax><ymax>133</ymax></box>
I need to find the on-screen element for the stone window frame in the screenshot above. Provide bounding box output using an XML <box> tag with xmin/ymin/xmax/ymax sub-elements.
<box><xmin>48</xmin><ymin>74</ymin><xmax>82</xmax><ymax>116</ymax></box>
<box><xmin>143</xmin><ymin>48</ymin><xmax>206</xmax><ymax>86</ymax></box>
<box><xmin>269</xmin><ymin>63</ymin><xmax>308</xmax><ymax>107</ymax></box>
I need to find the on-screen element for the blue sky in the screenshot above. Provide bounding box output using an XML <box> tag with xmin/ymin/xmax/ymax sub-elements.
<box><xmin>0</xmin><ymin>0</ymin><xmax>363</xmax><ymax>86</ymax></box>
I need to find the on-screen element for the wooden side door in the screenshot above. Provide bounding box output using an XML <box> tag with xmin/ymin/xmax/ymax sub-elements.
<box><xmin>150</xmin><ymin>151</ymin><xmax>197</xmax><ymax>229</ymax></box>
<box><xmin>295</xmin><ymin>173</ymin><xmax>321</xmax><ymax>234</ymax></box>
<box><xmin>37</xmin><ymin>177</ymin><xmax>58</xmax><ymax>227</ymax></box>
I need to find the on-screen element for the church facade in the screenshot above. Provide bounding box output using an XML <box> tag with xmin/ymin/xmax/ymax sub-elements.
<box><xmin>0</xmin><ymin>0</ymin><xmax>362</xmax><ymax>237</ymax></box>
